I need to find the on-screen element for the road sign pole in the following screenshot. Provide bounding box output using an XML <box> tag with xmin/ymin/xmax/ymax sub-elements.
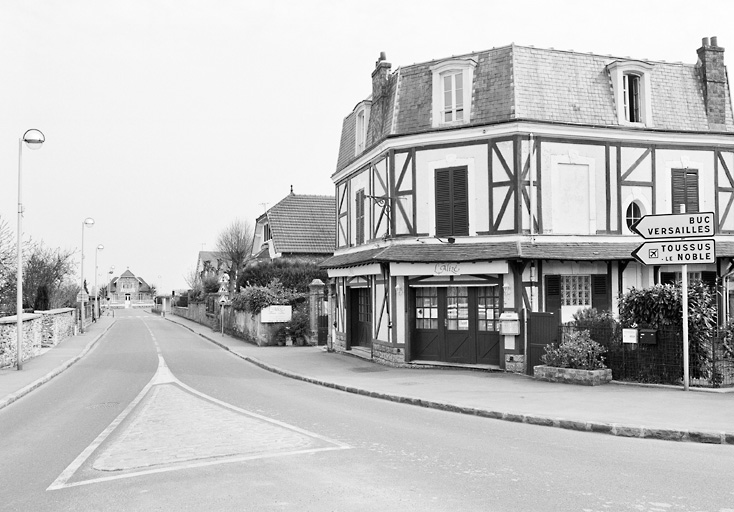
<box><xmin>682</xmin><ymin>265</ymin><xmax>690</xmax><ymax>391</ymax></box>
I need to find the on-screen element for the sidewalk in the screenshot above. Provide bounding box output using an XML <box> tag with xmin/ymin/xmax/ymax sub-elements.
<box><xmin>0</xmin><ymin>316</ymin><xmax>115</xmax><ymax>411</ymax></box>
<box><xmin>165</xmin><ymin>315</ymin><xmax>734</xmax><ymax>445</ymax></box>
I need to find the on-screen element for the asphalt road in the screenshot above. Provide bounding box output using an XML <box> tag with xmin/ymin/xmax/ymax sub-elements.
<box><xmin>1</xmin><ymin>309</ymin><xmax>733</xmax><ymax>511</ymax></box>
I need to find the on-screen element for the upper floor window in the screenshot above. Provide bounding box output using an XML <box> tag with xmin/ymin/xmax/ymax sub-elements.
<box><xmin>623</xmin><ymin>73</ymin><xmax>641</xmax><ymax>123</ymax></box>
<box><xmin>625</xmin><ymin>201</ymin><xmax>643</xmax><ymax>232</ymax></box>
<box><xmin>435</xmin><ymin>166</ymin><xmax>469</xmax><ymax>237</ymax></box>
<box><xmin>606</xmin><ymin>60</ymin><xmax>653</xmax><ymax>127</ymax></box>
<box><xmin>672</xmin><ymin>169</ymin><xmax>699</xmax><ymax>213</ymax></box>
<box><xmin>442</xmin><ymin>71</ymin><xmax>464</xmax><ymax>123</ymax></box>
<box><xmin>354</xmin><ymin>102</ymin><xmax>370</xmax><ymax>156</ymax></box>
<box><xmin>430</xmin><ymin>58</ymin><xmax>476</xmax><ymax>128</ymax></box>
<box><xmin>263</xmin><ymin>223</ymin><xmax>272</xmax><ymax>242</ymax></box>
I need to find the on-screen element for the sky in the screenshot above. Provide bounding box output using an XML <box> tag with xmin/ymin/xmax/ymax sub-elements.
<box><xmin>2</xmin><ymin>0</ymin><xmax>733</xmax><ymax>293</ymax></box>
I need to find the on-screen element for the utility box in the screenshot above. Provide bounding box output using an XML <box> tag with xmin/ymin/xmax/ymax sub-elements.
<box><xmin>638</xmin><ymin>329</ymin><xmax>657</xmax><ymax>345</ymax></box>
<box><xmin>499</xmin><ymin>312</ymin><xmax>520</xmax><ymax>335</ymax></box>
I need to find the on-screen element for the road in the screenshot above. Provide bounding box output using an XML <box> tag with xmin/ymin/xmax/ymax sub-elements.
<box><xmin>1</xmin><ymin>309</ymin><xmax>733</xmax><ymax>511</ymax></box>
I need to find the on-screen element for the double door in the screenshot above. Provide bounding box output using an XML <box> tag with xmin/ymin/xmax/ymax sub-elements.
<box><xmin>412</xmin><ymin>286</ymin><xmax>500</xmax><ymax>365</ymax></box>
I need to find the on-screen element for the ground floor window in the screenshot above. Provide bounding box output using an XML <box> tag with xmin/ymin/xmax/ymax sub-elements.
<box><xmin>477</xmin><ymin>286</ymin><xmax>500</xmax><ymax>331</ymax></box>
<box><xmin>446</xmin><ymin>286</ymin><xmax>469</xmax><ymax>331</ymax></box>
<box><xmin>561</xmin><ymin>275</ymin><xmax>591</xmax><ymax>306</ymax></box>
<box><xmin>415</xmin><ymin>287</ymin><xmax>438</xmax><ymax>329</ymax></box>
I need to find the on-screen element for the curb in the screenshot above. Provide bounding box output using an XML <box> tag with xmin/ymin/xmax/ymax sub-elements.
<box><xmin>0</xmin><ymin>320</ymin><xmax>116</xmax><ymax>412</ymax></box>
<box><xmin>168</xmin><ymin>317</ymin><xmax>734</xmax><ymax>446</ymax></box>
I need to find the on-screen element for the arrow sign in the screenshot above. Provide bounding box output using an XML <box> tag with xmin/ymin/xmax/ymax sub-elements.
<box><xmin>631</xmin><ymin>239</ymin><xmax>716</xmax><ymax>266</ymax></box>
<box><xmin>630</xmin><ymin>212</ymin><xmax>715</xmax><ymax>239</ymax></box>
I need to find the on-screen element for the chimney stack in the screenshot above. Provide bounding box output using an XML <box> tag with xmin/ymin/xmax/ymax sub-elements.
<box><xmin>697</xmin><ymin>36</ymin><xmax>726</xmax><ymax>129</ymax></box>
<box><xmin>372</xmin><ymin>51</ymin><xmax>391</xmax><ymax>101</ymax></box>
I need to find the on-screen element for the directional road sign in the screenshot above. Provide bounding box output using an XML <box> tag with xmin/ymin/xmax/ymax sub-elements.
<box><xmin>631</xmin><ymin>239</ymin><xmax>715</xmax><ymax>266</ymax></box>
<box><xmin>630</xmin><ymin>212</ymin><xmax>715</xmax><ymax>240</ymax></box>
<box><xmin>76</xmin><ymin>292</ymin><xmax>89</xmax><ymax>303</ymax></box>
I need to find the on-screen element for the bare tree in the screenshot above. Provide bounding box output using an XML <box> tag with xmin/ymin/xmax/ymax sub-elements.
<box><xmin>183</xmin><ymin>267</ymin><xmax>201</xmax><ymax>290</ymax></box>
<box><xmin>215</xmin><ymin>219</ymin><xmax>254</xmax><ymax>294</ymax></box>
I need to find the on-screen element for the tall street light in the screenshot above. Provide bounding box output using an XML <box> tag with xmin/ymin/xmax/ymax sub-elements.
<box><xmin>16</xmin><ymin>129</ymin><xmax>45</xmax><ymax>371</ymax></box>
<box><xmin>80</xmin><ymin>217</ymin><xmax>95</xmax><ymax>333</ymax></box>
<box><xmin>95</xmin><ymin>244</ymin><xmax>104</xmax><ymax>319</ymax></box>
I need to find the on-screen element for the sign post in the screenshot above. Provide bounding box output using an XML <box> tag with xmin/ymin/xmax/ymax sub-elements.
<box><xmin>630</xmin><ymin>211</ymin><xmax>715</xmax><ymax>391</ymax></box>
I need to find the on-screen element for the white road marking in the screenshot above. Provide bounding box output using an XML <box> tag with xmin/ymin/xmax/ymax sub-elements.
<box><xmin>47</xmin><ymin>318</ymin><xmax>349</xmax><ymax>491</ymax></box>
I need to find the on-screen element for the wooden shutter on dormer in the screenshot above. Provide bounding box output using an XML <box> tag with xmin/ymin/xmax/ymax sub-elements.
<box><xmin>355</xmin><ymin>189</ymin><xmax>365</xmax><ymax>245</ymax></box>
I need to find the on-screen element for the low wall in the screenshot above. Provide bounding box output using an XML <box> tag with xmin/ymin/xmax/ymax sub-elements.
<box><xmin>173</xmin><ymin>304</ymin><xmax>288</xmax><ymax>346</ymax></box>
<box><xmin>0</xmin><ymin>308</ymin><xmax>77</xmax><ymax>368</ymax></box>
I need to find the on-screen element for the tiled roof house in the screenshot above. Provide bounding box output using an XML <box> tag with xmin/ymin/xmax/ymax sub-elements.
<box><xmin>252</xmin><ymin>192</ymin><xmax>336</xmax><ymax>262</ymax></box>
<box><xmin>109</xmin><ymin>269</ymin><xmax>153</xmax><ymax>304</ymax></box>
<box><xmin>322</xmin><ymin>38</ymin><xmax>734</xmax><ymax>371</ymax></box>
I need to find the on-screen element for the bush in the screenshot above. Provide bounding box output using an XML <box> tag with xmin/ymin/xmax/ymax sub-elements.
<box><xmin>286</xmin><ymin>305</ymin><xmax>310</xmax><ymax>342</ymax></box>
<box><xmin>239</xmin><ymin>259</ymin><xmax>327</xmax><ymax>293</ymax></box>
<box><xmin>231</xmin><ymin>278</ymin><xmax>303</xmax><ymax>315</ymax></box>
<box><xmin>202</xmin><ymin>275</ymin><xmax>220</xmax><ymax>294</ymax></box>
<box><xmin>541</xmin><ymin>330</ymin><xmax>608</xmax><ymax>370</ymax></box>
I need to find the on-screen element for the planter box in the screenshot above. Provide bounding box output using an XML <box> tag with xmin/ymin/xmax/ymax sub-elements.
<box><xmin>533</xmin><ymin>365</ymin><xmax>612</xmax><ymax>386</ymax></box>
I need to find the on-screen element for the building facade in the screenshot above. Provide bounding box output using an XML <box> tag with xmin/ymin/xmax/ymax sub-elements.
<box><xmin>321</xmin><ymin>38</ymin><xmax>734</xmax><ymax>371</ymax></box>
<box><xmin>109</xmin><ymin>269</ymin><xmax>154</xmax><ymax>307</ymax></box>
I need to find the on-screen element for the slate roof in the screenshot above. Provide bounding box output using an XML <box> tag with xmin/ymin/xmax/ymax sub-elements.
<box><xmin>265</xmin><ymin>194</ymin><xmax>335</xmax><ymax>255</ymax></box>
<box><xmin>111</xmin><ymin>269</ymin><xmax>152</xmax><ymax>292</ymax></box>
<box><xmin>336</xmin><ymin>43</ymin><xmax>734</xmax><ymax>172</ymax></box>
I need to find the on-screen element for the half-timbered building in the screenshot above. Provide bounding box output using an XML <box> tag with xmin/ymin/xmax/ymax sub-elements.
<box><xmin>321</xmin><ymin>38</ymin><xmax>734</xmax><ymax>371</ymax></box>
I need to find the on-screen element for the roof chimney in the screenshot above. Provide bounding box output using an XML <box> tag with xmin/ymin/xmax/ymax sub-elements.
<box><xmin>372</xmin><ymin>51</ymin><xmax>391</xmax><ymax>101</ymax></box>
<box><xmin>697</xmin><ymin>36</ymin><xmax>727</xmax><ymax>129</ymax></box>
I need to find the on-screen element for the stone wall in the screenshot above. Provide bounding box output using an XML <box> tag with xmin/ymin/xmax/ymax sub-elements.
<box><xmin>0</xmin><ymin>308</ymin><xmax>77</xmax><ymax>368</ymax></box>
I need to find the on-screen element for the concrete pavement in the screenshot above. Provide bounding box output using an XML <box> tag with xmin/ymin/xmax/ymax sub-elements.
<box><xmin>2</xmin><ymin>310</ymin><xmax>733</xmax><ymax>445</ymax></box>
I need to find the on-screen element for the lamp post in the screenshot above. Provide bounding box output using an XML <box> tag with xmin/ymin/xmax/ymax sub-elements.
<box><xmin>80</xmin><ymin>217</ymin><xmax>95</xmax><ymax>333</ymax></box>
<box><xmin>95</xmin><ymin>244</ymin><xmax>104</xmax><ymax>319</ymax></box>
<box><xmin>107</xmin><ymin>265</ymin><xmax>115</xmax><ymax>314</ymax></box>
<box><xmin>16</xmin><ymin>129</ymin><xmax>45</xmax><ymax>371</ymax></box>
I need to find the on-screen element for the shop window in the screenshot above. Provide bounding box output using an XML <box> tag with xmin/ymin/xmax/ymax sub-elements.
<box><xmin>447</xmin><ymin>286</ymin><xmax>469</xmax><ymax>331</ymax></box>
<box><xmin>415</xmin><ymin>287</ymin><xmax>438</xmax><ymax>329</ymax></box>
<box><xmin>477</xmin><ymin>286</ymin><xmax>500</xmax><ymax>331</ymax></box>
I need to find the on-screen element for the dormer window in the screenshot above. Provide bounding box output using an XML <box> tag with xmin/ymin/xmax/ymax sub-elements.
<box><xmin>607</xmin><ymin>60</ymin><xmax>653</xmax><ymax>127</ymax></box>
<box><xmin>623</xmin><ymin>73</ymin><xmax>641</xmax><ymax>122</ymax></box>
<box><xmin>354</xmin><ymin>102</ymin><xmax>371</xmax><ymax>156</ymax></box>
<box><xmin>430</xmin><ymin>58</ymin><xmax>476</xmax><ymax>128</ymax></box>
<box><xmin>442</xmin><ymin>71</ymin><xmax>464</xmax><ymax>123</ymax></box>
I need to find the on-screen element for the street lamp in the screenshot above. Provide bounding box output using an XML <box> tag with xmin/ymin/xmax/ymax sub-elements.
<box><xmin>16</xmin><ymin>129</ymin><xmax>45</xmax><ymax>371</ymax></box>
<box><xmin>107</xmin><ymin>265</ymin><xmax>115</xmax><ymax>314</ymax></box>
<box><xmin>80</xmin><ymin>217</ymin><xmax>95</xmax><ymax>333</ymax></box>
<box><xmin>95</xmin><ymin>244</ymin><xmax>104</xmax><ymax>319</ymax></box>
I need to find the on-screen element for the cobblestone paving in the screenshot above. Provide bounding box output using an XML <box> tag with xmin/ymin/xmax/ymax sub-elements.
<box><xmin>93</xmin><ymin>383</ymin><xmax>319</xmax><ymax>472</ymax></box>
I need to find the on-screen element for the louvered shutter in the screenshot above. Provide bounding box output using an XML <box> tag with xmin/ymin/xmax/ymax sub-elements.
<box><xmin>452</xmin><ymin>168</ymin><xmax>469</xmax><ymax>236</ymax></box>
<box><xmin>701</xmin><ymin>271</ymin><xmax>717</xmax><ymax>291</ymax></box>
<box><xmin>545</xmin><ymin>275</ymin><xmax>561</xmax><ymax>314</ymax></box>
<box><xmin>355</xmin><ymin>189</ymin><xmax>365</xmax><ymax>245</ymax></box>
<box><xmin>435</xmin><ymin>170</ymin><xmax>452</xmax><ymax>237</ymax></box>
<box><xmin>660</xmin><ymin>272</ymin><xmax>676</xmax><ymax>285</ymax></box>
<box><xmin>435</xmin><ymin>167</ymin><xmax>469</xmax><ymax>237</ymax></box>
<box><xmin>672</xmin><ymin>169</ymin><xmax>699</xmax><ymax>213</ymax></box>
<box><xmin>591</xmin><ymin>274</ymin><xmax>609</xmax><ymax>312</ymax></box>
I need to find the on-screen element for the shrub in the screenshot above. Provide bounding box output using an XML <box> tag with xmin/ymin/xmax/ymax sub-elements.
<box><xmin>231</xmin><ymin>278</ymin><xmax>303</xmax><ymax>315</ymax></box>
<box><xmin>202</xmin><ymin>275</ymin><xmax>220</xmax><ymax>294</ymax></box>
<box><xmin>285</xmin><ymin>305</ymin><xmax>310</xmax><ymax>342</ymax></box>
<box><xmin>541</xmin><ymin>330</ymin><xmax>608</xmax><ymax>370</ymax></box>
<box><xmin>239</xmin><ymin>259</ymin><xmax>327</xmax><ymax>293</ymax></box>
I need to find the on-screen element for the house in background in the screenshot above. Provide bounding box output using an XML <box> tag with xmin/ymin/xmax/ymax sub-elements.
<box><xmin>109</xmin><ymin>269</ymin><xmax>154</xmax><ymax>308</ymax></box>
<box><xmin>196</xmin><ymin>251</ymin><xmax>231</xmax><ymax>282</ymax></box>
<box><xmin>320</xmin><ymin>37</ymin><xmax>734</xmax><ymax>372</ymax></box>
<box><xmin>252</xmin><ymin>189</ymin><xmax>336</xmax><ymax>264</ymax></box>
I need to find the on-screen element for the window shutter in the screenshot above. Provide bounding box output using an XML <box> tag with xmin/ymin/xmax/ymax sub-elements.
<box><xmin>435</xmin><ymin>170</ymin><xmax>452</xmax><ymax>237</ymax></box>
<box><xmin>672</xmin><ymin>169</ymin><xmax>699</xmax><ymax>213</ymax></box>
<box><xmin>545</xmin><ymin>275</ymin><xmax>561</xmax><ymax>314</ymax></box>
<box><xmin>355</xmin><ymin>189</ymin><xmax>365</xmax><ymax>245</ymax></box>
<box><xmin>591</xmin><ymin>274</ymin><xmax>609</xmax><ymax>312</ymax></box>
<box><xmin>660</xmin><ymin>272</ymin><xmax>676</xmax><ymax>285</ymax></box>
<box><xmin>701</xmin><ymin>271</ymin><xmax>717</xmax><ymax>290</ymax></box>
<box><xmin>452</xmin><ymin>168</ymin><xmax>469</xmax><ymax>236</ymax></box>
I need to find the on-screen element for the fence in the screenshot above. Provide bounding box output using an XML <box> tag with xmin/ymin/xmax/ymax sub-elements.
<box><xmin>558</xmin><ymin>324</ymin><xmax>734</xmax><ymax>388</ymax></box>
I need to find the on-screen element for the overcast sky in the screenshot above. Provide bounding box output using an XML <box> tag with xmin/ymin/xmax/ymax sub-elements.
<box><xmin>2</xmin><ymin>0</ymin><xmax>733</xmax><ymax>292</ymax></box>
